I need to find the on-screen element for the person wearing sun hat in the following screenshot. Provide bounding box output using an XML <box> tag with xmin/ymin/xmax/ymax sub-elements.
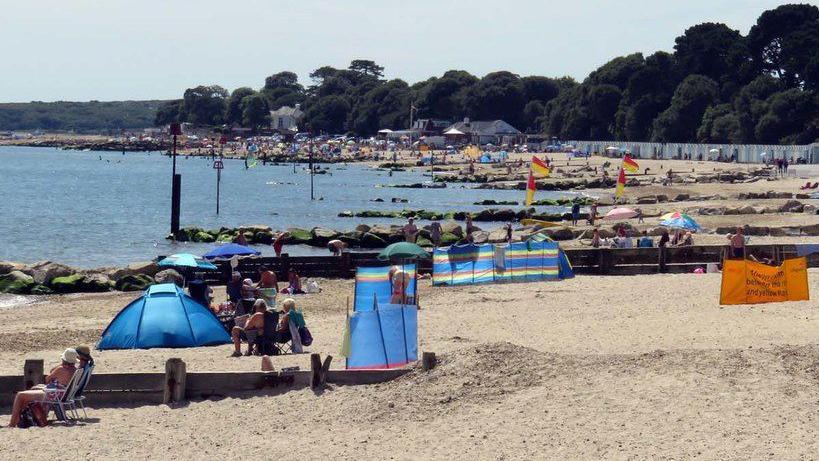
<box><xmin>8</xmin><ymin>348</ymin><xmax>77</xmax><ymax>427</ymax></box>
<box><xmin>75</xmin><ymin>345</ymin><xmax>94</xmax><ymax>369</ymax></box>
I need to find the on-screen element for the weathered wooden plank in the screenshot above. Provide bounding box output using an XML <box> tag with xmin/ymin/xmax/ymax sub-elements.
<box><xmin>87</xmin><ymin>373</ymin><xmax>165</xmax><ymax>391</ymax></box>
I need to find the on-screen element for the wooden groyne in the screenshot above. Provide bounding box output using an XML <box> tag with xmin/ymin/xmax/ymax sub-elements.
<box><xmin>187</xmin><ymin>244</ymin><xmax>818</xmax><ymax>284</ymax></box>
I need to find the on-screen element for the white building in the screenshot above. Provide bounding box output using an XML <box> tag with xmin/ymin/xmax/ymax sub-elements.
<box><xmin>269</xmin><ymin>104</ymin><xmax>303</xmax><ymax>132</ymax></box>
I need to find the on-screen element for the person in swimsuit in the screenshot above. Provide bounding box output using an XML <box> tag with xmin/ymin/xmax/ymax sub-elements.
<box><xmin>8</xmin><ymin>349</ymin><xmax>77</xmax><ymax>427</ymax></box>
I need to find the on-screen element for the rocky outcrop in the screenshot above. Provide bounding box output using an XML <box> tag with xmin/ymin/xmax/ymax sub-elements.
<box><xmin>0</xmin><ymin>271</ymin><xmax>35</xmax><ymax>294</ymax></box>
<box><xmin>115</xmin><ymin>274</ymin><xmax>154</xmax><ymax>292</ymax></box>
<box><xmin>155</xmin><ymin>269</ymin><xmax>183</xmax><ymax>286</ymax></box>
<box><xmin>50</xmin><ymin>274</ymin><xmax>86</xmax><ymax>293</ymax></box>
<box><xmin>28</xmin><ymin>261</ymin><xmax>76</xmax><ymax>285</ymax></box>
<box><xmin>110</xmin><ymin>261</ymin><xmax>159</xmax><ymax>281</ymax></box>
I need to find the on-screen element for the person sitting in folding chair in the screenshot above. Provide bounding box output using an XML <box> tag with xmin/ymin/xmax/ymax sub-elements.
<box><xmin>8</xmin><ymin>349</ymin><xmax>77</xmax><ymax>428</ymax></box>
<box><xmin>70</xmin><ymin>345</ymin><xmax>95</xmax><ymax>420</ymax></box>
<box><xmin>230</xmin><ymin>299</ymin><xmax>269</xmax><ymax>357</ymax></box>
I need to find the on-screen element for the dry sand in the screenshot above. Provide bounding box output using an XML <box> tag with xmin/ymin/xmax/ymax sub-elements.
<box><xmin>2</xmin><ymin>270</ymin><xmax>819</xmax><ymax>459</ymax></box>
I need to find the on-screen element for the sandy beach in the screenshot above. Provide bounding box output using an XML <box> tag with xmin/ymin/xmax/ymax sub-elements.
<box><xmin>2</xmin><ymin>270</ymin><xmax>818</xmax><ymax>458</ymax></box>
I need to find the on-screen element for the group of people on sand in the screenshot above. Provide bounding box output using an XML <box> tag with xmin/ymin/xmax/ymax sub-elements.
<box><xmin>216</xmin><ymin>267</ymin><xmax>311</xmax><ymax>358</ymax></box>
<box><xmin>8</xmin><ymin>346</ymin><xmax>93</xmax><ymax>428</ymax></box>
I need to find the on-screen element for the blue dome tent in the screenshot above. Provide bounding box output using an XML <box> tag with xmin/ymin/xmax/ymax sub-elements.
<box><xmin>98</xmin><ymin>284</ymin><xmax>230</xmax><ymax>350</ymax></box>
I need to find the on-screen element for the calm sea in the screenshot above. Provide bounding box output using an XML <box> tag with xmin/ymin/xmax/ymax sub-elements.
<box><xmin>0</xmin><ymin>146</ymin><xmax>574</xmax><ymax>267</ymax></box>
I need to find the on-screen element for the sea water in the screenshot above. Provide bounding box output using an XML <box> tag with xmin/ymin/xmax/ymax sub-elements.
<box><xmin>0</xmin><ymin>146</ymin><xmax>575</xmax><ymax>267</ymax></box>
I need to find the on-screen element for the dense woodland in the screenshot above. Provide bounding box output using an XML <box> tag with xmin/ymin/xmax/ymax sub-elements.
<box><xmin>156</xmin><ymin>4</ymin><xmax>818</xmax><ymax>145</ymax></box>
<box><xmin>0</xmin><ymin>101</ymin><xmax>163</xmax><ymax>132</ymax></box>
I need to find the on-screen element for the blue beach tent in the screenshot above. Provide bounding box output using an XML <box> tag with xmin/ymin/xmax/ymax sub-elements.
<box><xmin>202</xmin><ymin>243</ymin><xmax>260</xmax><ymax>260</ymax></box>
<box><xmin>97</xmin><ymin>283</ymin><xmax>230</xmax><ymax>350</ymax></box>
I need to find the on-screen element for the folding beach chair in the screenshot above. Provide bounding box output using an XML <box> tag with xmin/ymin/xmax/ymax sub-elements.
<box><xmin>41</xmin><ymin>368</ymin><xmax>83</xmax><ymax>423</ymax></box>
<box><xmin>72</xmin><ymin>364</ymin><xmax>95</xmax><ymax>420</ymax></box>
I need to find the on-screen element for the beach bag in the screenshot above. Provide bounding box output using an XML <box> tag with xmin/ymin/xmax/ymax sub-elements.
<box><xmin>299</xmin><ymin>326</ymin><xmax>313</xmax><ymax>347</ymax></box>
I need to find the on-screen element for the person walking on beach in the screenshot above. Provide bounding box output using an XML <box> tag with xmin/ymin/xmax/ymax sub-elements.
<box><xmin>635</xmin><ymin>208</ymin><xmax>644</xmax><ymax>223</ymax></box>
<box><xmin>571</xmin><ymin>201</ymin><xmax>581</xmax><ymax>226</ymax></box>
<box><xmin>505</xmin><ymin>222</ymin><xmax>513</xmax><ymax>243</ymax></box>
<box><xmin>588</xmin><ymin>203</ymin><xmax>598</xmax><ymax>225</ymax></box>
<box><xmin>403</xmin><ymin>217</ymin><xmax>419</xmax><ymax>243</ymax></box>
<box><xmin>429</xmin><ymin>219</ymin><xmax>442</xmax><ymax>247</ymax></box>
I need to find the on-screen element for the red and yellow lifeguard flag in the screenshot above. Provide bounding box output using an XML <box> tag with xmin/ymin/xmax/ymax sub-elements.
<box><xmin>531</xmin><ymin>156</ymin><xmax>550</xmax><ymax>177</ymax></box>
<box><xmin>525</xmin><ymin>171</ymin><xmax>536</xmax><ymax>206</ymax></box>
<box><xmin>615</xmin><ymin>167</ymin><xmax>626</xmax><ymax>198</ymax></box>
<box><xmin>622</xmin><ymin>155</ymin><xmax>639</xmax><ymax>173</ymax></box>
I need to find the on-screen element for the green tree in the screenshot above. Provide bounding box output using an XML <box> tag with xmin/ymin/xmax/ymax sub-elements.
<box><xmin>348</xmin><ymin>60</ymin><xmax>385</xmax><ymax>79</ymax></box>
<box><xmin>302</xmin><ymin>95</ymin><xmax>351</xmax><ymax>134</ymax></box>
<box><xmin>673</xmin><ymin>22</ymin><xmax>752</xmax><ymax>98</ymax></box>
<box><xmin>747</xmin><ymin>4</ymin><xmax>819</xmax><ymax>87</ymax></box>
<box><xmin>180</xmin><ymin>85</ymin><xmax>229</xmax><ymax>126</ymax></box>
<box><xmin>225</xmin><ymin>87</ymin><xmax>256</xmax><ymax>125</ymax></box>
<box><xmin>240</xmin><ymin>93</ymin><xmax>270</xmax><ymax>131</ymax></box>
<box><xmin>154</xmin><ymin>99</ymin><xmax>182</xmax><ymax>126</ymax></box>
<box><xmin>464</xmin><ymin>71</ymin><xmax>526</xmax><ymax>128</ymax></box>
<box><xmin>651</xmin><ymin>75</ymin><xmax>718</xmax><ymax>142</ymax></box>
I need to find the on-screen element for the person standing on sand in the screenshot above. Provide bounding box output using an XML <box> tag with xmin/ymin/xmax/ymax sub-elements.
<box><xmin>588</xmin><ymin>203</ymin><xmax>598</xmax><ymax>225</ymax></box>
<box><xmin>728</xmin><ymin>227</ymin><xmax>745</xmax><ymax>259</ymax></box>
<box><xmin>402</xmin><ymin>217</ymin><xmax>419</xmax><ymax>243</ymax></box>
<box><xmin>273</xmin><ymin>232</ymin><xmax>288</xmax><ymax>257</ymax></box>
<box><xmin>505</xmin><ymin>222</ymin><xmax>513</xmax><ymax>243</ymax></box>
<box><xmin>571</xmin><ymin>201</ymin><xmax>581</xmax><ymax>226</ymax></box>
<box><xmin>236</xmin><ymin>228</ymin><xmax>248</xmax><ymax>246</ymax></box>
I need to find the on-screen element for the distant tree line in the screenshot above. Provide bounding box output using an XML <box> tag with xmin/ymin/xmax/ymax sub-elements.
<box><xmin>0</xmin><ymin>100</ymin><xmax>164</xmax><ymax>132</ymax></box>
<box><xmin>156</xmin><ymin>5</ymin><xmax>818</xmax><ymax>145</ymax></box>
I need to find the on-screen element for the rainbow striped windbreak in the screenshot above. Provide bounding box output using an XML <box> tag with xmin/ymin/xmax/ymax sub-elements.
<box><xmin>433</xmin><ymin>241</ymin><xmax>573</xmax><ymax>286</ymax></box>
<box><xmin>353</xmin><ymin>264</ymin><xmax>417</xmax><ymax>312</ymax></box>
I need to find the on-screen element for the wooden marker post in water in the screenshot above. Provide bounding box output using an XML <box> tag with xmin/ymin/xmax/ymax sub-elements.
<box><xmin>169</xmin><ymin>122</ymin><xmax>183</xmax><ymax>235</ymax></box>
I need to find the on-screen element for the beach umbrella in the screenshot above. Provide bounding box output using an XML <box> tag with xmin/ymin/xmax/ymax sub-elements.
<box><xmin>605</xmin><ymin>146</ymin><xmax>620</xmax><ymax>152</ymax></box>
<box><xmin>158</xmin><ymin>253</ymin><xmax>217</xmax><ymax>270</ymax></box>
<box><xmin>602</xmin><ymin>207</ymin><xmax>638</xmax><ymax>221</ymax></box>
<box><xmin>377</xmin><ymin>242</ymin><xmax>430</xmax><ymax>261</ymax></box>
<box><xmin>202</xmin><ymin>243</ymin><xmax>261</xmax><ymax>260</ymax></box>
<box><xmin>659</xmin><ymin>212</ymin><xmax>701</xmax><ymax>232</ymax></box>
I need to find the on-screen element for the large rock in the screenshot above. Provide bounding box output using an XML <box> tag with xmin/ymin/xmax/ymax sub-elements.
<box><xmin>50</xmin><ymin>274</ymin><xmax>85</xmax><ymax>293</ymax></box>
<box><xmin>286</xmin><ymin>228</ymin><xmax>312</xmax><ymax>245</ymax></box>
<box><xmin>111</xmin><ymin>261</ymin><xmax>159</xmax><ymax>281</ymax></box>
<box><xmin>194</xmin><ymin>231</ymin><xmax>216</xmax><ymax>243</ymax></box>
<box><xmin>338</xmin><ymin>231</ymin><xmax>363</xmax><ymax>247</ymax></box>
<box><xmin>636</xmin><ymin>196</ymin><xmax>657</xmax><ymax>204</ymax></box>
<box><xmin>802</xmin><ymin>223</ymin><xmax>819</xmax><ymax>236</ymax></box>
<box><xmin>354</xmin><ymin>224</ymin><xmax>372</xmax><ymax>233</ymax></box>
<box><xmin>28</xmin><ymin>261</ymin><xmax>76</xmax><ymax>285</ymax></box>
<box><xmin>546</xmin><ymin>227</ymin><xmax>575</xmax><ymax>241</ymax></box>
<box><xmin>440</xmin><ymin>232</ymin><xmax>460</xmax><ymax>245</ymax></box>
<box><xmin>0</xmin><ymin>271</ymin><xmax>35</xmax><ymax>294</ymax></box>
<box><xmin>0</xmin><ymin>261</ymin><xmax>27</xmax><ymax>276</ymax></box>
<box><xmin>115</xmin><ymin>274</ymin><xmax>154</xmax><ymax>292</ymax></box>
<box><xmin>778</xmin><ymin>200</ymin><xmax>804</xmax><ymax>213</ymax></box>
<box><xmin>737</xmin><ymin>205</ymin><xmax>758</xmax><ymax>215</ymax></box>
<box><xmin>81</xmin><ymin>273</ymin><xmax>113</xmax><ymax>292</ymax></box>
<box><xmin>360</xmin><ymin>232</ymin><xmax>387</xmax><ymax>248</ymax></box>
<box><xmin>440</xmin><ymin>221</ymin><xmax>463</xmax><ymax>237</ymax></box>
<box><xmin>310</xmin><ymin>227</ymin><xmax>340</xmax><ymax>245</ymax></box>
<box><xmin>672</xmin><ymin>193</ymin><xmax>690</xmax><ymax>202</ymax></box>
<box><xmin>155</xmin><ymin>269</ymin><xmax>184</xmax><ymax>286</ymax></box>
<box><xmin>698</xmin><ymin>207</ymin><xmax>726</xmax><ymax>216</ymax></box>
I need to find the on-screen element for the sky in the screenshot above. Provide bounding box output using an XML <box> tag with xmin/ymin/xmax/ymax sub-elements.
<box><xmin>0</xmin><ymin>0</ymin><xmax>797</xmax><ymax>102</ymax></box>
